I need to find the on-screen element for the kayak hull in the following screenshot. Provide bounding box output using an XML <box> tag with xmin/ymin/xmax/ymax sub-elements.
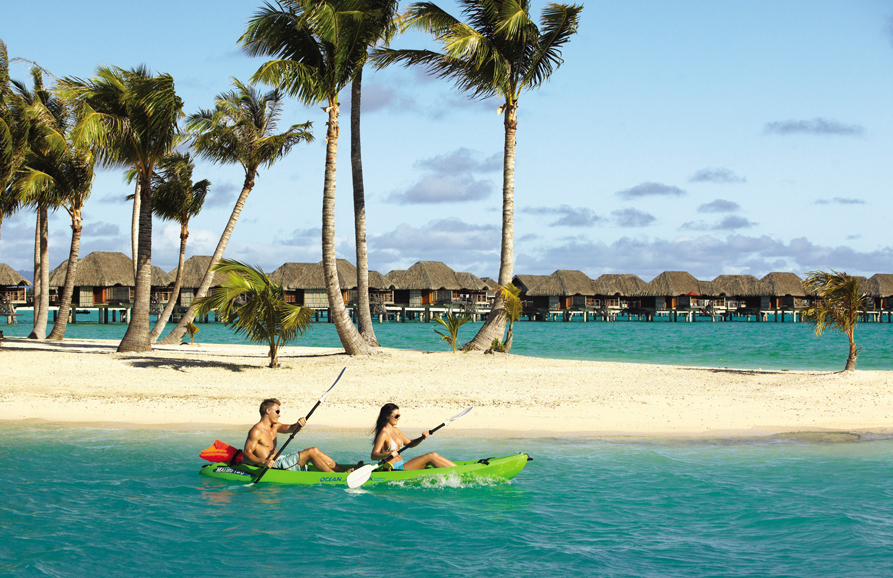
<box><xmin>199</xmin><ymin>453</ymin><xmax>530</xmax><ymax>486</ymax></box>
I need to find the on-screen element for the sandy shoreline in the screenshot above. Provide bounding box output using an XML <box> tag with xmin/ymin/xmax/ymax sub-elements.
<box><xmin>2</xmin><ymin>337</ymin><xmax>892</xmax><ymax>438</ymax></box>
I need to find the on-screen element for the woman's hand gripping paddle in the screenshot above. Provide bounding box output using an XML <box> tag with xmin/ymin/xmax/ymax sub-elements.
<box><xmin>248</xmin><ymin>367</ymin><xmax>346</xmax><ymax>486</ymax></box>
<box><xmin>346</xmin><ymin>406</ymin><xmax>473</xmax><ymax>489</ymax></box>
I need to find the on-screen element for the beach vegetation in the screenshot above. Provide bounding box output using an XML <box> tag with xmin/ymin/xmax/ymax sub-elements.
<box><xmin>434</xmin><ymin>311</ymin><xmax>473</xmax><ymax>352</ymax></box>
<box><xmin>60</xmin><ymin>66</ymin><xmax>184</xmax><ymax>353</ymax></box>
<box><xmin>373</xmin><ymin>0</ymin><xmax>583</xmax><ymax>351</ymax></box>
<box><xmin>497</xmin><ymin>282</ymin><xmax>522</xmax><ymax>352</ymax></box>
<box><xmin>192</xmin><ymin>259</ymin><xmax>314</xmax><ymax>368</ymax></box>
<box><xmin>158</xmin><ymin>79</ymin><xmax>313</xmax><ymax>346</ymax></box>
<box><xmin>185</xmin><ymin>321</ymin><xmax>200</xmax><ymax>346</ymax></box>
<box><xmin>801</xmin><ymin>270</ymin><xmax>869</xmax><ymax>372</ymax></box>
<box><xmin>241</xmin><ymin>0</ymin><xmax>385</xmax><ymax>355</ymax></box>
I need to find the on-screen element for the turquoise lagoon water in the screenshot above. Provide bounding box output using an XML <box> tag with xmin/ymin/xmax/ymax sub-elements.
<box><xmin>4</xmin><ymin>310</ymin><xmax>893</xmax><ymax>370</ymax></box>
<box><xmin>3</xmin><ymin>425</ymin><xmax>893</xmax><ymax>577</ymax></box>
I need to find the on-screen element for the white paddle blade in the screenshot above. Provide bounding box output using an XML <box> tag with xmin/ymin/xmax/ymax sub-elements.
<box><xmin>444</xmin><ymin>406</ymin><xmax>473</xmax><ymax>425</ymax></box>
<box><xmin>319</xmin><ymin>367</ymin><xmax>347</xmax><ymax>403</ymax></box>
<box><xmin>346</xmin><ymin>463</ymin><xmax>378</xmax><ymax>489</ymax></box>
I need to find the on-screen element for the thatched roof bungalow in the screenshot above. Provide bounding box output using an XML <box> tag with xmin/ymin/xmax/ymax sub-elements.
<box><xmin>591</xmin><ymin>274</ymin><xmax>648</xmax><ymax>309</ymax></box>
<box><xmin>167</xmin><ymin>256</ymin><xmax>220</xmax><ymax>308</ymax></box>
<box><xmin>512</xmin><ymin>270</ymin><xmax>595</xmax><ymax>310</ymax></box>
<box><xmin>759</xmin><ymin>272</ymin><xmax>812</xmax><ymax>309</ymax></box>
<box><xmin>0</xmin><ymin>263</ymin><xmax>30</xmax><ymax>304</ymax></box>
<box><xmin>387</xmin><ymin>261</ymin><xmax>473</xmax><ymax>306</ymax></box>
<box><xmin>47</xmin><ymin>251</ymin><xmax>172</xmax><ymax>307</ymax></box>
<box><xmin>636</xmin><ymin>271</ymin><xmax>720</xmax><ymax>311</ymax></box>
<box><xmin>711</xmin><ymin>274</ymin><xmax>764</xmax><ymax>310</ymax></box>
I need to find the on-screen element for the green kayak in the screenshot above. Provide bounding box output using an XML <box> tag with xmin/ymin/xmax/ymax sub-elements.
<box><xmin>199</xmin><ymin>453</ymin><xmax>531</xmax><ymax>486</ymax></box>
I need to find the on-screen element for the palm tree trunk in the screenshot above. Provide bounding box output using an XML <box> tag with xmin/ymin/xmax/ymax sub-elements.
<box><xmin>157</xmin><ymin>173</ymin><xmax>256</xmax><ymax>345</ymax></box>
<box><xmin>118</xmin><ymin>172</ymin><xmax>153</xmax><ymax>352</ymax></box>
<box><xmin>504</xmin><ymin>323</ymin><xmax>514</xmax><ymax>353</ymax></box>
<box><xmin>131</xmin><ymin>180</ymin><xmax>140</xmax><ymax>279</ymax></box>
<box><xmin>845</xmin><ymin>333</ymin><xmax>857</xmax><ymax>371</ymax></box>
<box><xmin>48</xmin><ymin>212</ymin><xmax>82</xmax><ymax>341</ymax></box>
<box><xmin>462</xmin><ymin>103</ymin><xmax>516</xmax><ymax>350</ymax></box>
<box><xmin>32</xmin><ymin>211</ymin><xmax>41</xmax><ymax>324</ymax></box>
<box><xmin>323</xmin><ymin>103</ymin><xmax>372</xmax><ymax>355</ymax></box>
<box><xmin>149</xmin><ymin>222</ymin><xmax>187</xmax><ymax>343</ymax></box>
<box><xmin>29</xmin><ymin>206</ymin><xmax>49</xmax><ymax>340</ymax></box>
<box><xmin>350</xmin><ymin>70</ymin><xmax>379</xmax><ymax>347</ymax></box>
<box><xmin>269</xmin><ymin>342</ymin><xmax>279</xmax><ymax>369</ymax></box>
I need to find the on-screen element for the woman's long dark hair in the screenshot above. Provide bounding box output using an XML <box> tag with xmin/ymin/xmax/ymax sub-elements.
<box><xmin>372</xmin><ymin>403</ymin><xmax>399</xmax><ymax>440</ymax></box>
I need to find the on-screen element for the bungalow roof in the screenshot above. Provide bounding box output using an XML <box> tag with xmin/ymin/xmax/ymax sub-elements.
<box><xmin>48</xmin><ymin>251</ymin><xmax>171</xmax><ymax>288</ymax></box>
<box><xmin>866</xmin><ymin>274</ymin><xmax>893</xmax><ymax>297</ymax></box>
<box><xmin>391</xmin><ymin>261</ymin><xmax>462</xmax><ymax>290</ymax></box>
<box><xmin>711</xmin><ymin>274</ymin><xmax>763</xmax><ymax>297</ymax></box>
<box><xmin>0</xmin><ymin>263</ymin><xmax>30</xmax><ymax>286</ymax></box>
<box><xmin>638</xmin><ymin>271</ymin><xmax>718</xmax><ymax>297</ymax></box>
<box><xmin>759</xmin><ymin>272</ymin><xmax>807</xmax><ymax>297</ymax></box>
<box><xmin>591</xmin><ymin>273</ymin><xmax>647</xmax><ymax>296</ymax></box>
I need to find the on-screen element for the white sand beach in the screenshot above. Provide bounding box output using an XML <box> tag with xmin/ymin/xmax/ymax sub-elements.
<box><xmin>1</xmin><ymin>337</ymin><xmax>892</xmax><ymax>437</ymax></box>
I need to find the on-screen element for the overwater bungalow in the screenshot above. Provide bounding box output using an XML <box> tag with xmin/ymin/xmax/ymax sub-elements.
<box><xmin>269</xmin><ymin>259</ymin><xmax>356</xmax><ymax>308</ymax></box>
<box><xmin>47</xmin><ymin>251</ymin><xmax>172</xmax><ymax>308</ymax></box>
<box><xmin>513</xmin><ymin>270</ymin><xmax>595</xmax><ymax>320</ymax></box>
<box><xmin>635</xmin><ymin>271</ymin><xmax>720</xmax><ymax>320</ymax></box>
<box><xmin>591</xmin><ymin>274</ymin><xmax>648</xmax><ymax>313</ymax></box>
<box><xmin>387</xmin><ymin>261</ymin><xmax>478</xmax><ymax>307</ymax></box>
<box><xmin>269</xmin><ymin>262</ymin><xmax>310</xmax><ymax>304</ymax></box>
<box><xmin>0</xmin><ymin>263</ymin><xmax>30</xmax><ymax>304</ymax></box>
<box><xmin>759</xmin><ymin>272</ymin><xmax>813</xmax><ymax>314</ymax></box>
<box><xmin>481</xmin><ymin>277</ymin><xmax>499</xmax><ymax>306</ymax></box>
<box><xmin>865</xmin><ymin>274</ymin><xmax>893</xmax><ymax>309</ymax></box>
<box><xmin>168</xmin><ymin>255</ymin><xmax>218</xmax><ymax>310</ymax></box>
<box><xmin>711</xmin><ymin>274</ymin><xmax>763</xmax><ymax>315</ymax></box>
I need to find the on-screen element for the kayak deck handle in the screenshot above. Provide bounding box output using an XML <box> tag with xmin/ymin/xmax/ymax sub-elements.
<box><xmin>477</xmin><ymin>457</ymin><xmax>494</xmax><ymax>466</ymax></box>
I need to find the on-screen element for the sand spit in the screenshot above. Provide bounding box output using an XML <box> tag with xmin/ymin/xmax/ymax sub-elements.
<box><xmin>1</xmin><ymin>337</ymin><xmax>892</xmax><ymax>437</ymax></box>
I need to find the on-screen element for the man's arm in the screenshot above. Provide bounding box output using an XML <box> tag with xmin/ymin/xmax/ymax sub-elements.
<box><xmin>279</xmin><ymin>417</ymin><xmax>307</xmax><ymax>434</ymax></box>
<box><xmin>243</xmin><ymin>428</ymin><xmax>275</xmax><ymax>467</ymax></box>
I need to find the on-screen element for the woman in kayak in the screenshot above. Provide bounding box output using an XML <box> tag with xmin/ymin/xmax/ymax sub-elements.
<box><xmin>371</xmin><ymin>403</ymin><xmax>457</xmax><ymax>470</ymax></box>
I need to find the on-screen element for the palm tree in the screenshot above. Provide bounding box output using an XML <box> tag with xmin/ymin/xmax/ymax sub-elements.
<box><xmin>10</xmin><ymin>69</ymin><xmax>97</xmax><ymax>341</ymax></box>
<box><xmin>157</xmin><ymin>79</ymin><xmax>313</xmax><ymax>345</ymax></box>
<box><xmin>802</xmin><ymin>270</ymin><xmax>869</xmax><ymax>372</ymax></box>
<box><xmin>143</xmin><ymin>152</ymin><xmax>209</xmax><ymax>343</ymax></box>
<box><xmin>11</xmin><ymin>68</ymin><xmax>64</xmax><ymax>340</ymax></box>
<box><xmin>373</xmin><ymin>0</ymin><xmax>583</xmax><ymax>350</ymax></box>
<box><xmin>192</xmin><ymin>259</ymin><xmax>314</xmax><ymax>368</ymax></box>
<box><xmin>350</xmin><ymin>0</ymin><xmax>400</xmax><ymax>348</ymax></box>
<box><xmin>0</xmin><ymin>39</ymin><xmax>30</xmax><ymax>239</ymax></box>
<box><xmin>241</xmin><ymin>0</ymin><xmax>381</xmax><ymax>355</ymax></box>
<box><xmin>61</xmin><ymin>65</ymin><xmax>183</xmax><ymax>353</ymax></box>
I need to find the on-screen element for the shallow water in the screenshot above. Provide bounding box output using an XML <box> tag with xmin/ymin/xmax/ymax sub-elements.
<box><xmin>5</xmin><ymin>310</ymin><xmax>893</xmax><ymax>370</ymax></box>
<box><xmin>2</xmin><ymin>426</ymin><xmax>893</xmax><ymax>577</ymax></box>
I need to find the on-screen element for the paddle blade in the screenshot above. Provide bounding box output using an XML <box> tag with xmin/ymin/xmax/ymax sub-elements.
<box><xmin>346</xmin><ymin>463</ymin><xmax>378</xmax><ymax>489</ymax></box>
<box><xmin>444</xmin><ymin>406</ymin><xmax>473</xmax><ymax>424</ymax></box>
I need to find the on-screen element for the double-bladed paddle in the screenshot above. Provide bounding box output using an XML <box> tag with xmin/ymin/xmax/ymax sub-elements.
<box><xmin>248</xmin><ymin>367</ymin><xmax>346</xmax><ymax>486</ymax></box>
<box><xmin>346</xmin><ymin>406</ymin><xmax>473</xmax><ymax>489</ymax></box>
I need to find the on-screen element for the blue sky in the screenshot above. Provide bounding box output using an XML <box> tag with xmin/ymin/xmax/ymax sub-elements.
<box><xmin>2</xmin><ymin>0</ymin><xmax>892</xmax><ymax>282</ymax></box>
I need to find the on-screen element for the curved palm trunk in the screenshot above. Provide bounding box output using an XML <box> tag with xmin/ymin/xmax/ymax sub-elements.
<box><xmin>118</xmin><ymin>173</ymin><xmax>153</xmax><ymax>352</ymax></box>
<box><xmin>323</xmin><ymin>104</ymin><xmax>372</xmax><ymax>355</ymax></box>
<box><xmin>32</xmin><ymin>212</ymin><xmax>41</xmax><ymax>325</ymax></box>
<box><xmin>845</xmin><ymin>330</ymin><xmax>857</xmax><ymax>371</ymax></box>
<box><xmin>29</xmin><ymin>206</ymin><xmax>49</xmax><ymax>340</ymax></box>
<box><xmin>158</xmin><ymin>173</ymin><xmax>256</xmax><ymax>345</ymax></box>
<box><xmin>462</xmin><ymin>105</ymin><xmax>517</xmax><ymax>350</ymax></box>
<box><xmin>131</xmin><ymin>180</ymin><xmax>140</xmax><ymax>279</ymax></box>
<box><xmin>149</xmin><ymin>222</ymin><xmax>187</xmax><ymax>343</ymax></box>
<box><xmin>350</xmin><ymin>70</ymin><xmax>379</xmax><ymax>347</ymax></box>
<box><xmin>48</xmin><ymin>212</ymin><xmax>83</xmax><ymax>340</ymax></box>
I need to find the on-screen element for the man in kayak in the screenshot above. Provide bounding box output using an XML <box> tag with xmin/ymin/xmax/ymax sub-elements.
<box><xmin>243</xmin><ymin>398</ymin><xmax>354</xmax><ymax>473</ymax></box>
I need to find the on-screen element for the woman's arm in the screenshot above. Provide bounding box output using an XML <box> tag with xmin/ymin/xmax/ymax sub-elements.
<box><xmin>371</xmin><ymin>430</ymin><xmax>399</xmax><ymax>460</ymax></box>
